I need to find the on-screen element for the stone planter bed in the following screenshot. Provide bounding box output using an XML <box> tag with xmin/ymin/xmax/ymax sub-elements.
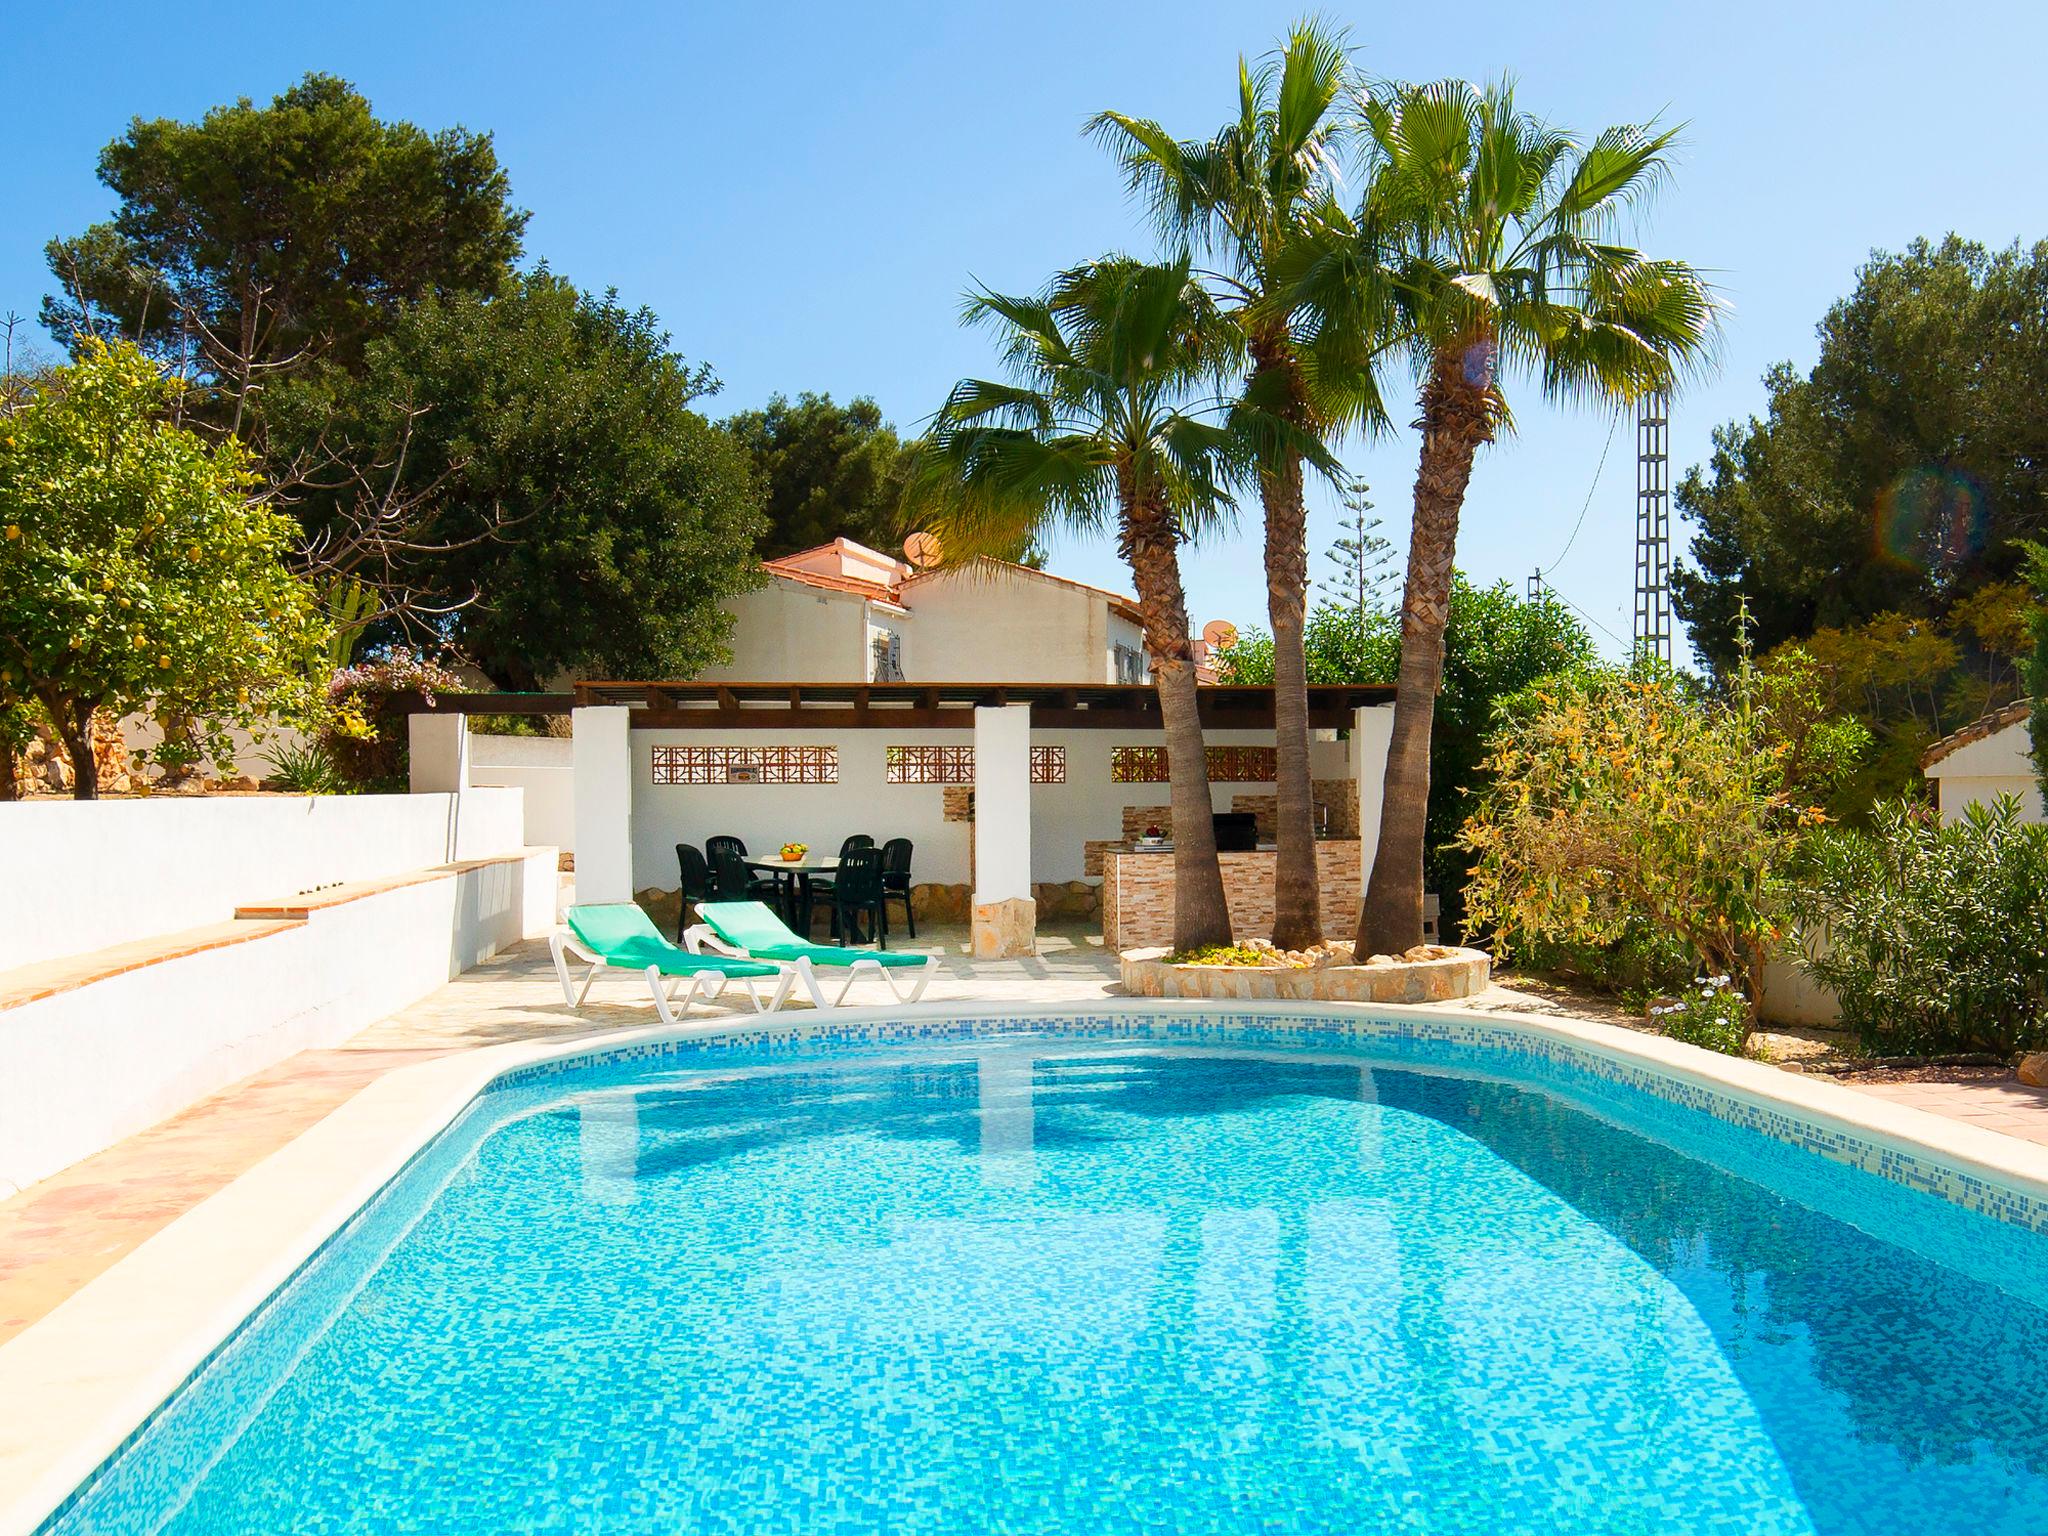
<box><xmin>1120</xmin><ymin>943</ymin><xmax>1490</xmax><ymax>1004</ymax></box>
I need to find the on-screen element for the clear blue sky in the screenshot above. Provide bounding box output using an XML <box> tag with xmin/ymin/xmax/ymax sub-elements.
<box><xmin>7</xmin><ymin>0</ymin><xmax>2046</xmax><ymax>660</ymax></box>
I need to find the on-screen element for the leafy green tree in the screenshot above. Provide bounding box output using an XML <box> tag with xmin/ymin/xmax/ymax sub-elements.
<box><xmin>1758</xmin><ymin>589</ymin><xmax>2028</xmax><ymax>810</ymax></box>
<box><xmin>1092</xmin><ymin>20</ymin><xmax>1385</xmax><ymax>948</ymax></box>
<box><xmin>725</xmin><ymin>393</ymin><xmax>910</xmax><ymax>558</ymax></box>
<box><xmin>43</xmin><ymin>73</ymin><xmax>526</xmax><ymax>433</ymax></box>
<box><xmin>1291</xmin><ymin>79</ymin><xmax>1719</xmax><ymax>953</ymax></box>
<box><xmin>268</xmin><ymin>271</ymin><xmax>764</xmax><ymax>689</ymax></box>
<box><xmin>0</xmin><ymin>341</ymin><xmax>325</xmax><ymax>797</ymax></box>
<box><xmin>1321</xmin><ymin>478</ymin><xmax>1395</xmax><ymax>613</ymax></box>
<box><xmin>912</xmin><ymin>256</ymin><xmax>1242</xmax><ymax>948</ymax></box>
<box><xmin>1673</xmin><ymin>237</ymin><xmax>2048</xmax><ymax>672</ymax></box>
<box><xmin>2020</xmin><ymin>539</ymin><xmax>2048</xmax><ymax>792</ymax></box>
<box><xmin>1219</xmin><ymin>576</ymin><xmax>1595</xmax><ymax>932</ymax></box>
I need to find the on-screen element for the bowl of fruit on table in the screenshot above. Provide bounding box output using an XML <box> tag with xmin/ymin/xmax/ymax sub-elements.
<box><xmin>779</xmin><ymin>842</ymin><xmax>808</xmax><ymax>862</ymax></box>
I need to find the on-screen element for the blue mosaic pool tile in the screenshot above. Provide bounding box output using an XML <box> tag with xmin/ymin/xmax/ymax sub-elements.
<box><xmin>40</xmin><ymin>1012</ymin><xmax>2048</xmax><ymax>1535</ymax></box>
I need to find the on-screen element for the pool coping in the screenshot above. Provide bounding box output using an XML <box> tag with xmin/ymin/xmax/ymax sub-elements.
<box><xmin>5</xmin><ymin>997</ymin><xmax>2048</xmax><ymax>1535</ymax></box>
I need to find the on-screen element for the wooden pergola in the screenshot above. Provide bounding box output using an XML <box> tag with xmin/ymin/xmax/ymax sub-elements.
<box><xmin>414</xmin><ymin>680</ymin><xmax>1396</xmax><ymax>731</ymax></box>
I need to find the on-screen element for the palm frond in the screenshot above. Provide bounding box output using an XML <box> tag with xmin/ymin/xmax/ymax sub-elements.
<box><xmin>1551</xmin><ymin>122</ymin><xmax>1680</xmax><ymax>233</ymax></box>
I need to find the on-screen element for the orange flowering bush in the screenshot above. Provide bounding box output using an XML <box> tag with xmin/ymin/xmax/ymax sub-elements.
<box><xmin>1459</xmin><ymin>661</ymin><xmax>1848</xmax><ymax>1016</ymax></box>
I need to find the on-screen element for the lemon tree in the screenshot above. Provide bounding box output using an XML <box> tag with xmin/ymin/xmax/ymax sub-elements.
<box><xmin>0</xmin><ymin>340</ymin><xmax>325</xmax><ymax>798</ymax></box>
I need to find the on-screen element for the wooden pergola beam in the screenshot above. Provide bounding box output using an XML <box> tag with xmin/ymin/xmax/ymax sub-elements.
<box><xmin>408</xmin><ymin>680</ymin><xmax>1396</xmax><ymax>728</ymax></box>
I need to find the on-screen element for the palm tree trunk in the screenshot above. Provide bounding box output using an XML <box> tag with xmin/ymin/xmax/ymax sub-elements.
<box><xmin>1263</xmin><ymin>447</ymin><xmax>1321</xmax><ymax>949</ymax></box>
<box><xmin>1126</xmin><ymin>497</ymin><xmax>1232</xmax><ymax>950</ymax></box>
<box><xmin>1358</xmin><ymin>350</ymin><xmax>1494</xmax><ymax>953</ymax></box>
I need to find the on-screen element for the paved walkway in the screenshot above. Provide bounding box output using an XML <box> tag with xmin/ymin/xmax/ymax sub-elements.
<box><xmin>6</xmin><ymin>927</ymin><xmax>2048</xmax><ymax>1346</ymax></box>
<box><xmin>1838</xmin><ymin>1076</ymin><xmax>2048</xmax><ymax>1147</ymax></box>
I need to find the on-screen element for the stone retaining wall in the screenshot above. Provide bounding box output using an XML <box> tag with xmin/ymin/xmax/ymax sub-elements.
<box><xmin>1120</xmin><ymin>944</ymin><xmax>1490</xmax><ymax>1004</ymax></box>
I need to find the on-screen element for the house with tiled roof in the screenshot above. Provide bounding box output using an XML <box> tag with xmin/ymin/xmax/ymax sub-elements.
<box><xmin>698</xmin><ymin>538</ymin><xmax>1157</xmax><ymax>685</ymax></box>
<box><xmin>1920</xmin><ymin>699</ymin><xmax>2043</xmax><ymax>823</ymax></box>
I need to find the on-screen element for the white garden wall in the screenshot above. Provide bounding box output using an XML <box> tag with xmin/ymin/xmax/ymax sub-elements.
<box><xmin>469</xmin><ymin>734</ymin><xmax>576</xmax><ymax>852</ymax></box>
<box><xmin>0</xmin><ymin>790</ymin><xmax>526</xmax><ymax>970</ymax></box>
<box><xmin>0</xmin><ymin>849</ymin><xmax>556</xmax><ymax>1196</ymax></box>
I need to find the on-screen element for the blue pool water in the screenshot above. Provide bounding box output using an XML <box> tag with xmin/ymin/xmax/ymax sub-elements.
<box><xmin>45</xmin><ymin>1029</ymin><xmax>2048</xmax><ymax>1534</ymax></box>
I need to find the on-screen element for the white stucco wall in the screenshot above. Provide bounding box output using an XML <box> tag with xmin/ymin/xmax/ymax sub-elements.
<box><xmin>696</xmin><ymin>564</ymin><xmax>1148</xmax><ymax>685</ymax></box>
<box><xmin>0</xmin><ymin>790</ymin><xmax>527</xmax><ymax>971</ymax></box>
<box><xmin>695</xmin><ymin>580</ymin><xmax>875</xmax><ymax>682</ymax></box>
<box><xmin>899</xmin><ymin>567</ymin><xmax>1120</xmax><ymax>683</ymax></box>
<box><xmin>470</xmin><ymin>733</ymin><xmax>576</xmax><ymax>852</ymax></box>
<box><xmin>625</xmin><ymin>720</ymin><xmax>1388</xmax><ymax>893</ymax></box>
<box><xmin>1925</xmin><ymin>717</ymin><xmax>2044</xmax><ymax>824</ymax></box>
<box><xmin>0</xmin><ymin>849</ymin><xmax>556</xmax><ymax>1196</ymax></box>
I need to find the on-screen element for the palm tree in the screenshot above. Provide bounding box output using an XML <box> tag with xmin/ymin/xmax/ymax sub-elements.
<box><xmin>911</xmin><ymin>256</ymin><xmax>1241</xmax><ymax>949</ymax></box>
<box><xmin>1297</xmin><ymin>79</ymin><xmax>1720</xmax><ymax>953</ymax></box>
<box><xmin>1089</xmin><ymin>20</ymin><xmax>1387</xmax><ymax>950</ymax></box>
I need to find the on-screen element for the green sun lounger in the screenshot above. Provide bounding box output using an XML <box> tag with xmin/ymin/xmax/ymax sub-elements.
<box><xmin>551</xmin><ymin>903</ymin><xmax>807</xmax><ymax>1024</ymax></box>
<box><xmin>686</xmin><ymin>901</ymin><xmax>938</xmax><ymax>1006</ymax></box>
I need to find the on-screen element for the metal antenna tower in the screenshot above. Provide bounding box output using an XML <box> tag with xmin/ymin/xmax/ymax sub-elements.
<box><xmin>1632</xmin><ymin>390</ymin><xmax>1673</xmax><ymax>663</ymax></box>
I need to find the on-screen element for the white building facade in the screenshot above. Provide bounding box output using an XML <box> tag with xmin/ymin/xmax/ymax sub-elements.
<box><xmin>698</xmin><ymin>540</ymin><xmax>1153</xmax><ymax>686</ymax></box>
<box><xmin>1920</xmin><ymin>701</ymin><xmax>2045</xmax><ymax>823</ymax></box>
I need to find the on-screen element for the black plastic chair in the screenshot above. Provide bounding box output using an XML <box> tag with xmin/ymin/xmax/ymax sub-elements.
<box><xmin>803</xmin><ymin>835</ymin><xmax>874</xmax><ymax>933</ymax></box>
<box><xmin>674</xmin><ymin>843</ymin><xmax>713</xmax><ymax>940</ymax></box>
<box><xmin>705</xmin><ymin>835</ymin><xmax>781</xmax><ymax>906</ymax></box>
<box><xmin>830</xmin><ymin>846</ymin><xmax>888</xmax><ymax>948</ymax></box>
<box><xmin>709</xmin><ymin>843</ymin><xmax>778</xmax><ymax>909</ymax></box>
<box><xmin>881</xmin><ymin>837</ymin><xmax>915</xmax><ymax>939</ymax></box>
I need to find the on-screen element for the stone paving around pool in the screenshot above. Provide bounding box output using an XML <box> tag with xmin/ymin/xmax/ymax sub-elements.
<box><xmin>4</xmin><ymin>923</ymin><xmax>2048</xmax><ymax>1348</ymax></box>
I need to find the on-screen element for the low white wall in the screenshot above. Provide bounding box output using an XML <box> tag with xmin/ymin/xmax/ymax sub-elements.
<box><xmin>470</xmin><ymin>734</ymin><xmax>576</xmax><ymax>852</ymax></box>
<box><xmin>625</xmin><ymin>725</ymin><xmax>1358</xmax><ymax>893</ymax></box>
<box><xmin>0</xmin><ymin>791</ymin><xmax>527</xmax><ymax>971</ymax></box>
<box><xmin>0</xmin><ymin>849</ymin><xmax>556</xmax><ymax>1197</ymax></box>
<box><xmin>1757</xmin><ymin>953</ymin><xmax>1841</xmax><ymax>1028</ymax></box>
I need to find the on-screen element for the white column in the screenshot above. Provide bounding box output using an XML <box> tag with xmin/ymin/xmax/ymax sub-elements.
<box><xmin>572</xmin><ymin>705</ymin><xmax>634</xmax><ymax>904</ymax></box>
<box><xmin>408</xmin><ymin>710</ymin><xmax>469</xmax><ymax>794</ymax></box>
<box><xmin>1354</xmin><ymin>704</ymin><xmax>1395</xmax><ymax>888</ymax></box>
<box><xmin>971</xmin><ymin>702</ymin><xmax>1036</xmax><ymax>958</ymax></box>
<box><xmin>408</xmin><ymin>711</ymin><xmax>471</xmax><ymax>862</ymax></box>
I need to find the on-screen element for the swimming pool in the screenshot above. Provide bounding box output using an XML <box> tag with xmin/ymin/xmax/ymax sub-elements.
<box><xmin>38</xmin><ymin>1013</ymin><xmax>2048</xmax><ymax>1534</ymax></box>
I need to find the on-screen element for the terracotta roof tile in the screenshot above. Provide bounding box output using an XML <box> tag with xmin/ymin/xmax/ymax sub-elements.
<box><xmin>1920</xmin><ymin>698</ymin><xmax>2032</xmax><ymax>769</ymax></box>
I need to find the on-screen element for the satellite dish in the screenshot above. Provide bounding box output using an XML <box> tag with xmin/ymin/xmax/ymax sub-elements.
<box><xmin>903</xmin><ymin>531</ymin><xmax>942</xmax><ymax>569</ymax></box>
<box><xmin>1201</xmin><ymin>619</ymin><xmax>1238</xmax><ymax>649</ymax></box>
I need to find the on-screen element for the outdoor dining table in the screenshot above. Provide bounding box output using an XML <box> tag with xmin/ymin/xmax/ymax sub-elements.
<box><xmin>743</xmin><ymin>853</ymin><xmax>840</xmax><ymax>935</ymax></box>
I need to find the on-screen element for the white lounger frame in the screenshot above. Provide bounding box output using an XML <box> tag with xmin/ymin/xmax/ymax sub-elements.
<box><xmin>549</xmin><ymin>929</ymin><xmax>806</xmax><ymax>1025</ymax></box>
<box><xmin>682</xmin><ymin>926</ymin><xmax>938</xmax><ymax>1007</ymax></box>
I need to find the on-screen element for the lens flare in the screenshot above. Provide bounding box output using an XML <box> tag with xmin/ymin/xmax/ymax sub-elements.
<box><xmin>1873</xmin><ymin>467</ymin><xmax>1986</xmax><ymax>573</ymax></box>
<box><xmin>1461</xmin><ymin>339</ymin><xmax>1496</xmax><ymax>389</ymax></box>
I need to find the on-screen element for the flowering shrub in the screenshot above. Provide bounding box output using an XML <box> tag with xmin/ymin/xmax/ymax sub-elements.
<box><xmin>1459</xmin><ymin>659</ymin><xmax>1845</xmax><ymax>1016</ymax></box>
<box><xmin>1651</xmin><ymin>976</ymin><xmax>1750</xmax><ymax>1056</ymax></box>
<box><xmin>1167</xmin><ymin>943</ymin><xmax>1306</xmax><ymax>968</ymax></box>
<box><xmin>321</xmin><ymin>647</ymin><xmax>466</xmax><ymax>785</ymax></box>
